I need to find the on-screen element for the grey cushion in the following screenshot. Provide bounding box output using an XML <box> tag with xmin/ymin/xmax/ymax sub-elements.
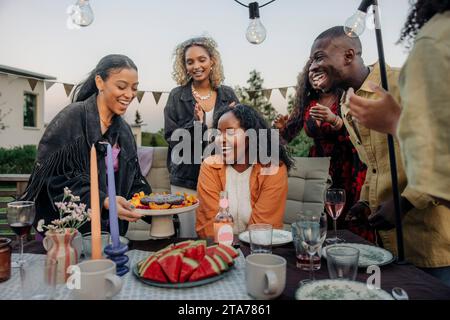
<box><xmin>145</xmin><ymin>147</ymin><xmax>171</xmax><ymax>193</ymax></box>
<box><xmin>283</xmin><ymin>157</ymin><xmax>331</xmax><ymax>229</ymax></box>
<box><xmin>127</xmin><ymin>147</ymin><xmax>171</xmax><ymax>240</ymax></box>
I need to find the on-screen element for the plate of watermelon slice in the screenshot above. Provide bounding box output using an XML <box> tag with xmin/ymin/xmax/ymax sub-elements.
<box><xmin>134</xmin><ymin>240</ymin><xmax>240</xmax><ymax>288</ymax></box>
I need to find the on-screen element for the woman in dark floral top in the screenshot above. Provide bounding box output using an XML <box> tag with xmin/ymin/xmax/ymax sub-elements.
<box><xmin>274</xmin><ymin>60</ymin><xmax>374</xmax><ymax>243</ymax></box>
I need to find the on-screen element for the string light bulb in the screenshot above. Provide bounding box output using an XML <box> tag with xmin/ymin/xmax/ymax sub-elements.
<box><xmin>69</xmin><ymin>0</ymin><xmax>94</xmax><ymax>27</ymax></box>
<box><xmin>246</xmin><ymin>2</ymin><xmax>267</xmax><ymax>44</ymax></box>
<box><xmin>344</xmin><ymin>0</ymin><xmax>373</xmax><ymax>37</ymax></box>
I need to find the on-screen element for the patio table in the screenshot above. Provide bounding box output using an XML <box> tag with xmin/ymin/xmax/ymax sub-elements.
<box><xmin>9</xmin><ymin>230</ymin><xmax>450</xmax><ymax>300</ymax></box>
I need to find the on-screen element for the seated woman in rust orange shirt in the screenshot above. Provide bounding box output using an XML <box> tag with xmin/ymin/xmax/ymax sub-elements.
<box><xmin>196</xmin><ymin>104</ymin><xmax>293</xmax><ymax>238</ymax></box>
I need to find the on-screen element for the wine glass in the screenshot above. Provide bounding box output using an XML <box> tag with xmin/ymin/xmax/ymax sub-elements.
<box><xmin>6</xmin><ymin>201</ymin><xmax>35</xmax><ymax>267</ymax></box>
<box><xmin>297</xmin><ymin>211</ymin><xmax>327</xmax><ymax>286</ymax></box>
<box><xmin>325</xmin><ymin>189</ymin><xmax>346</xmax><ymax>244</ymax></box>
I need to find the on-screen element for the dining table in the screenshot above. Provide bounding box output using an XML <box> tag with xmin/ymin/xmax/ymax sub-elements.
<box><xmin>15</xmin><ymin>229</ymin><xmax>450</xmax><ymax>300</ymax></box>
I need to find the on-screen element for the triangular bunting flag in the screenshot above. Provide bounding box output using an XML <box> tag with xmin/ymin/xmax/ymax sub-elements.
<box><xmin>263</xmin><ymin>89</ymin><xmax>272</xmax><ymax>100</ymax></box>
<box><xmin>248</xmin><ymin>90</ymin><xmax>257</xmax><ymax>101</ymax></box>
<box><xmin>63</xmin><ymin>83</ymin><xmax>74</xmax><ymax>97</ymax></box>
<box><xmin>279</xmin><ymin>87</ymin><xmax>288</xmax><ymax>99</ymax></box>
<box><xmin>45</xmin><ymin>81</ymin><xmax>56</xmax><ymax>90</ymax></box>
<box><xmin>28</xmin><ymin>79</ymin><xmax>38</xmax><ymax>91</ymax></box>
<box><xmin>152</xmin><ymin>91</ymin><xmax>163</xmax><ymax>105</ymax></box>
<box><xmin>136</xmin><ymin>91</ymin><xmax>145</xmax><ymax>103</ymax></box>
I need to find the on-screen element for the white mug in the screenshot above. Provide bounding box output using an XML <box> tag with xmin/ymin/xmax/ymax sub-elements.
<box><xmin>245</xmin><ymin>254</ymin><xmax>286</xmax><ymax>300</ymax></box>
<box><xmin>71</xmin><ymin>259</ymin><xmax>122</xmax><ymax>300</ymax></box>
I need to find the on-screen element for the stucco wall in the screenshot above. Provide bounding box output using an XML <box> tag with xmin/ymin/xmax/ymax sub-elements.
<box><xmin>0</xmin><ymin>74</ymin><xmax>45</xmax><ymax>148</ymax></box>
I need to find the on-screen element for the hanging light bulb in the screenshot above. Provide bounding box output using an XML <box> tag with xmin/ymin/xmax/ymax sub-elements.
<box><xmin>246</xmin><ymin>2</ymin><xmax>267</xmax><ymax>45</ymax></box>
<box><xmin>70</xmin><ymin>0</ymin><xmax>94</xmax><ymax>27</ymax></box>
<box><xmin>344</xmin><ymin>10</ymin><xmax>367</xmax><ymax>37</ymax></box>
<box><xmin>344</xmin><ymin>0</ymin><xmax>373</xmax><ymax>37</ymax></box>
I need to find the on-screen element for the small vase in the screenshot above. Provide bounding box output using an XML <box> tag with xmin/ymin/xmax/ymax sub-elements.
<box><xmin>43</xmin><ymin>229</ymin><xmax>80</xmax><ymax>284</ymax></box>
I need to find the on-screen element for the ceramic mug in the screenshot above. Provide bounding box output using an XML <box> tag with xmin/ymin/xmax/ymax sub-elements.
<box><xmin>245</xmin><ymin>254</ymin><xmax>286</xmax><ymax>300</ymax></box>
<box><xmin>71</xmin><ymin>259</ymin><xmax>122</xmax><ymax>300</ymax></box>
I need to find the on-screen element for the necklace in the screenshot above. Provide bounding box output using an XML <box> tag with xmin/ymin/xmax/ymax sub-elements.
<box><xmin>100</xmin><ymin>116</ymin><xmax>112</xmax><ymax>128</ymax></box>
<box><xmin>191</xmin><ymin>84</ymin><xmax>212</xmax><ymax>101</ymax></box>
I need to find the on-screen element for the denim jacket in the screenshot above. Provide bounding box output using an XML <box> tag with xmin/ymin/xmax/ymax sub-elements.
<box><xmin>164</xmin><ymin>82</ymin><xmax>239</xmax><ymax>189</ymax></box>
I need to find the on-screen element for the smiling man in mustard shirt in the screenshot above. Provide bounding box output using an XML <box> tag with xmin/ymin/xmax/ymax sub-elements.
<box><xmin>307</xmin><ymin>26</ymin><xmax>450</xmax><ymax>283</ymax></box>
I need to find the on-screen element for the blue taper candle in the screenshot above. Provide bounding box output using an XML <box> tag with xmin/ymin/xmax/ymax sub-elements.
<box><xmin>106</xmin><ymin>143</ymin><xmax>120</xmax><ymax>249</ymax></box>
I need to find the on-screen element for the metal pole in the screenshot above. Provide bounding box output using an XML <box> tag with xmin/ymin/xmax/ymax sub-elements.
<box><xmin>372</xmin><ymin>0</ymin><xmax>405</xmax><ymax>263</ymax></box>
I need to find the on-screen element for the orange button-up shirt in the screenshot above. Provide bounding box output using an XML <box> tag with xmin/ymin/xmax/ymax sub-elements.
<box><xmin>196</xmin><ymin>156</ymin><xmax>288</xmax><ymax>238</ymax></box>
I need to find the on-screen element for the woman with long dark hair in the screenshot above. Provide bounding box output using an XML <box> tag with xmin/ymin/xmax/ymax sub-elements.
<box><xmin>22</xmin><ymin>54</ymin><xmax>151</xmax><ymax>236</ymax></box>
<box><xmin>196</xmin><ymin>104</ymin><xmax>292</xmax><ymax>238</ymax></box>
<box><xmin>274</xmin><ymin>59</ymin><xmax>371</xmax><ymax>241</ymax></box>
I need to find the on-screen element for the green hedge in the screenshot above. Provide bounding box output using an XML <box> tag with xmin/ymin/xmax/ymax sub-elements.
<box><xmin>287</xmin><ymin>131</ymin><xmax>314</xmax><ymax>157</ymax></box>
<box><xmin>0</xmin><ymin>145</ymin><xmax>37</xmax><ymax>174</ymax></box>
<box><xmin>142</xmin><ymin>131</ymin><xmax>168</xmax><ymax>147</ymax></box>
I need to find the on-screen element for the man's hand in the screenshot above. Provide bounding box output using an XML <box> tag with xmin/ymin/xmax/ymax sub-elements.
<box><xmin>347</xmin><ymin>82</ymin><xmax>402</xmax><ymax>135</ymax></box>
<box><xmin>345</xmin><ymin>201</ymin><xmax>372</xmax><ymax>224</ymax></box>
<box><xmin>104</xmin><ymin>196</ymin><xmax>143</xmax><ymax>222</ymax></box>
<box><xmin>368</xmin><ymin>197</ymin><xmax>414</xmax><ymax>230</ymax></box>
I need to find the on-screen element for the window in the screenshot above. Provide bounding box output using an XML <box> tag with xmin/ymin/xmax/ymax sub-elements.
<box><xmin>23</xmin><ymin>92</ymin><xmax>37</xmax><ymax>127</ymax></box>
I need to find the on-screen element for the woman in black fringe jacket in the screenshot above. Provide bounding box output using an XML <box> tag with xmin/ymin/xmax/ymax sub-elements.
<box><xmin>22</xmin><ymin>54</ymin><xmax>151</xmax><ymax>236</ymax></box>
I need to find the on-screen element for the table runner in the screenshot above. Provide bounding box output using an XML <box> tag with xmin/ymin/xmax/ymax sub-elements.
<box><xmin>0</xmin><ymin>249</ymin><xmax>252</xmax><ymax>300</ymax></box>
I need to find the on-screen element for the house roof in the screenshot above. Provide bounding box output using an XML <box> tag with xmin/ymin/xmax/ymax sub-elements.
<box><xmin>0</xmin><ymin>64</ymin><xmax>56</xmax><ymax>80</ymax></box>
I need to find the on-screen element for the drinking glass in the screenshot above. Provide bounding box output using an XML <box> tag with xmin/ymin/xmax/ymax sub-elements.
<box><xmin>297</xmin><ymin>211</ymin><xmax>327</xmax><ymax>285</ymax></box>
<box><xmin>82</xmin><ymin>231</ymin><xmax>110</xmax><ymax>259</ymax></box>
<box><xmin>326</xmin><ymin>245</ymin><xmax>359</xmax><ymax>280</ymax></box>
<box><xmin>20</xmin><ymin>257</ymin><xmax>57</xmax><ymax>300</ymax></box>
<box><xmin>7</xmin><ymin>201</ymin><xmax>35</xmax><ymax>267</ymax></box>
<box><xmin>248</xmin><ymin>224</ymin><xmax>273</xmax><ymax>254</ymax></box>
<box><xmin>324</xmin><ymin>189</ymin><xmax>346</xmax><ymax>244</ymax></box>
<box><xmin>291</xmin><ymin>221</ymin><xmax>321</xmax><ymax>270</ymax></box>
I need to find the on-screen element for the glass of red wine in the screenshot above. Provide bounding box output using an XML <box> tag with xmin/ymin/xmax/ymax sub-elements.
<box><xmin>7</xmin><ymin>201</ymin><xmax>35</xmax><ymax>267</ymax></box>
<box><xmin>325</xmin><ymin>189</ymin><xmax>346</xmax><ymax>244</ymax></box>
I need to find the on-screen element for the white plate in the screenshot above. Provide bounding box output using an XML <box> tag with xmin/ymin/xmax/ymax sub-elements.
<box><xmin>295</xmin><ymin>279</ymin><xmax>394</xmax><ymax>300</ymax></box>
<box><xmin>323</xmin><ymin>243</ymin><xmax>395</xmax><ymax>268</ymax></box>
<box><xmin>239</xmin><ymin>229</ymin><xmax>293</xmax><ymax>246</ymax></box>
<box><xmin>133</xmin><ymin>201</ymin><xmax>199</xmax><ymax>216</ymax></box>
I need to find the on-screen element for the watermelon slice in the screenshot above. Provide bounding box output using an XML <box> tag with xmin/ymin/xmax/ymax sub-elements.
<box><xmin>157</xmin><ymin>250</ymin><xmax>183</xmax><ymax>283</ymax></box>
<box><xmin>184</xmin><ymin>241</ymin><xmax>206</xmax><ymax>262</ymax></box>
<box><xmin>211</xmin><ymin>254</ymin><xmax>228</xmax><ymax>272</ymax></box>
<box><xmin>138</xmin><ymin>255</ymin><xmax>157</xmax><ymax>275</ymax></box>
<box><xmin>189</xmin><ymin>256</ymin><xmax>221</xmax><ymax>282</ymax></box>
<box><xmin>154</xmin><ymin>244</ymin><xmax>175</xmax><ymax>258</ymax></box>
<box><xmin>141</xmin><ymin>257</ymin><xmax>168</xmax><ymax>283</ymax></box>
<box><xmin>174</xmin><ymin>240</ymin><xmax>194</xmax><ymax>250</ymax></box>
<box><xmin>218</xmin><ymin>243</ymin><xmax>239</xmax><ymax>259</ymax></box>
<box><xmin>214</xmin><ymin>246</ymin><xmax>234</xmax><ymax>266</ymax></box>
<box><xmin>179</xmin><ymin>257</ymin><xmax>200</xmax><ymax>283</ymax></box>
<box><xmin>206</xmin><ymin>244</ymin><xmax>218</xmax><ymax>256</ymax></box>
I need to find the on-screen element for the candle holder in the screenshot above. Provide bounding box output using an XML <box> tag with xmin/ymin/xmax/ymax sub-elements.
<box><xmin>104</xmin><ymin>243</ymin><xmax>129</xmax><ymax>276</ymax></box>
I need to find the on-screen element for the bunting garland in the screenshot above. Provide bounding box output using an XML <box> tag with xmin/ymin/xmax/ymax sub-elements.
<box><xmin>27</xmin><ymin>79</ymin><xmax>38</xmax><ymax>91</ymax></box>
<box><xmin>63</xmin><ymin>83</ymin><xmax>74</xmax><ymax>97</ymax></box>
<box><xmin>1</xmin><ymin>70</ymin><xmax>296</xmax><ymax>107</ymax></box>
<box><xmin>279</xmin><ymin>87</ymin><xmax>288</xmax><ymax>99</ymax></box>
<box><xmin>263</xmin><ymin>89</ymin><xmax>272</xmax><ymax>100</ymax></box>
<box><xmin>152</xmin><ymin>92</ymin><xmax>163</xmax><ymax>105</ymax></box>
<box><xmin>45</xmin><ymin>81</ymin><xmax>56</xmax><ymax>90</ymax></box>
<box><xmin>136</xmin><ymin>91</ymin><xmax>145</xmax><ymax>103</ymax></box>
